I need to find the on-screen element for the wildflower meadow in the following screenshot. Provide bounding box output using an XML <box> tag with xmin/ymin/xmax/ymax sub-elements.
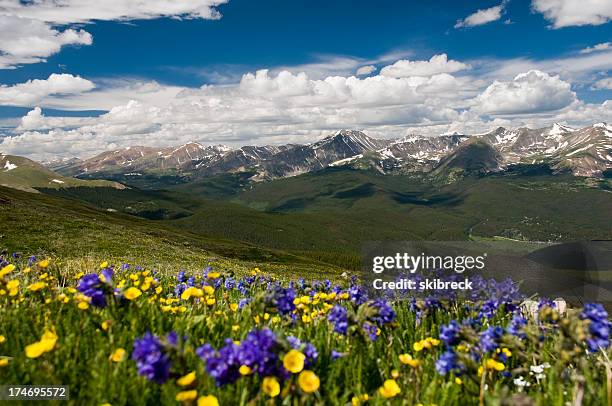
<box><xmin>0</xmin><ymin>253</ymin><xmax>611</xmax><ymax>405</ymax></box>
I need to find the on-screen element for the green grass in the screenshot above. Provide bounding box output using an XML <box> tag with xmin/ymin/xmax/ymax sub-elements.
<box><xmin>0</xmin><ymin>259</ymin><xmax>610</xmax><ymax>405</ymax></box>
<box><xmin>0</xmin><ymin>186</ymin><xmax>344</xmax><ymax>279</ymax></box>
<box><xmin>0</xmin><ymin>155</ymin><xmax>122</xmax><ymax>193</ymax></box>
<box><xmin>1</xmin><ymin>165</ymin><xmax>612</xmax><ymax>405</ymax></box>
<box><xmin>35</xmin><ymin>168</ymin><xmax>612</xmax><ymax>271</ymax></box>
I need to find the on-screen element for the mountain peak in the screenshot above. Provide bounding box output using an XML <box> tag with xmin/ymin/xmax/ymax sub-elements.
<box><xmin>549</xmin><ymin>122</ymin><xmax>575</xmax><ymax>136</ymax></box>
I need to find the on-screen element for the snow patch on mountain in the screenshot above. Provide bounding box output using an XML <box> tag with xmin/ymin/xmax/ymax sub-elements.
<box><xmin>3</xmin><ymin>160</ymin><xmax>17</xmax><ymax>171</ymax></box>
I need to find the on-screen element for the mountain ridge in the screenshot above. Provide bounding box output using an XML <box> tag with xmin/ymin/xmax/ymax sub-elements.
<box><xmin>36</xmin><ymin>122</ymin><xmax>612</xmax><ymax>181</ymax></box>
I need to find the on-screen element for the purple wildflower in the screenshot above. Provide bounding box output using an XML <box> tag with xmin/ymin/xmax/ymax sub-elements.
<box><xmin>132</xmin><ymin>332</ymin><xmax>172</xmax><ymax>384</ymax></box>
<box><xmin>77</xmin><ymin>273</ymin><xmax>108</xmax><ymax>308</ymax></box>
<box><xmin>440</xmin><ymin>320</ymin><xmax>461</xmax><ymax>347</ymax></box>
<box><xmin>328</xmin><ymin>305</ymin><xmax>349</xmax><ymax>335</ymax></box>
<box><xmin>581</xmin><ymin>303</ymin><xmax>611</xmax><ymax>351</ymax></box>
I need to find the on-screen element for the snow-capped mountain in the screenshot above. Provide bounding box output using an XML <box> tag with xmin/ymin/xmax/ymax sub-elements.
<box><xmin>51</xmin><ymin>123</ymin><xmax>612</xmax><ymax>181</ymax></box>
<box><xmin>473</xmin><ymin>123</ymin><xmax>612</xmax><ymax>176</ymax></box>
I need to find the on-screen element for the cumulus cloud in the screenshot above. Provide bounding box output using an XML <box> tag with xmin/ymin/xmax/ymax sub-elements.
<box><xmin>592</xmin><ymin>78</ymin><xmax>612</xmax><ymax>90</ymax></box>
<box><xmin>580</xmin><ymin>42</ymin><xmax>611</xmax><ymax>54</ymax></box>
<box><xmin>0</xmin><ymin>56</ymin><xmax>610</xmax><ymax>161</ymax></box>
<box><xmin>18</xmin><ymin>107</ymin><xmax>45</xmax><ymax>131</ymax></box>
<box><xmin>0</xmin><ymin>74</ymin><xmax>95</xmax><ymax>106</ymax></box>
<box><xmin>532</xmin><ymin>0</ymin><xmax>612</xmax><ymax>28</ymax></box>
<box><xmin>0</xmin><ymin>15</ymin><xmax>92</xmax><ymax>68</ymax></box>
<box><xmin>455</xmin><ymin>2</ymin><xmax>506</xmax><ymax>28</ymax></box>
<box><xmin>472</xmin><ymin>70</ymin><xmax>576</xmax><ymax>115</ymax></box>
<box><xmin>0</xmin><ymin>1</ymin><xmax>227</xmax><ymax>68</ymax></box>
<box><xmin>380</xmin><ymin>54</ymin><xmax>469</xmax><ymax>78</ymax></box>
<box><xmin>356</xmin><ymin>65</ymin><xmax>377</xmax><ymax>76</ymax></box>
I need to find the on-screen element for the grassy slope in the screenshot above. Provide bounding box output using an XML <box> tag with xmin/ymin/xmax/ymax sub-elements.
<box><xmin>32</xmin><ymin>167</ymin><xmax>612</xmax><ymax>270</ymax></box>
<box><xmin>0</xmin><ymin>186</ymin><xmax>344</xmax><ymax>279</ymax></box>
<box><xmin>233</xmin><ymin>168</ymin><xmax>612</xmax><ymax>242</ymax></box>
<box><xmin>0</xmin><ymin>155</ymin><xmax>123</xmax><ymax>193</ymax></box>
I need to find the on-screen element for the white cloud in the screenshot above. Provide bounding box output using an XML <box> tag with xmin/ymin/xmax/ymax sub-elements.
<box><xmin>270</xmin><ymin>50</ymin><xmax>413</xmax><ymax>80</ymax></box>
<box><xmin>0</xmin><ymin>15</ymin><xmax>92</xmax><ymax>69</ymax></box>
<box><xmin>580</xmin><ymin>42</ymin><xmax>611</xmax><ymax>54</ymax></box>
<box><xmin>477</xmin><ymin>48</ymin><xmax>612</xmax><ymax>84</ymax></box>
<box><xmin>40</xmin><ymin>79</ymin><xmax>186</xmax><ymax>111</ymax></box>
<box><xmin>0</xmin><ymin>0</ymin><xmax>228</xmax><ymax>24</ymax></box>
<box><xmin>1</xmin><ymin>55</ymin><xmax>610</xmax><ymax>161</ymax></box>
<box><xmin>592</xmin><ymin>77</ymin><xmax>612</xmax><ymax>89</ymax></box>
<box><xmin>0</xmin><ymin>74</ymin><xmax>95</xmax><ymax>106</ymax></box>
<box><xmin>0</xmin><ymin>1</ymin><xmax>227</xmax><ymax>69</ymax></box>
<box><xmin>380</xmin><ymin>54</ymin><xmax>470</xmax><ymax>78</ymax></box>
<box><xmin>455</xmin><ymin>3</ymin><xmax>506</xmax><ymax>28</ymax></box>
<box><xmin>356</xmin><ymin>65</ymin><xmax>377</xmax><ymax>76</ymax></box>
<box><xmin>532</xmin><ymin>0</ymin><xmax>612</xmax><ymax>28</ymax></box>
<box><xmin>18</xmin><ymin>107</ymin><xmax>45</xmax><ymax>131</ymax></box>
<box><xmin>473</xmin><ymin>70</ymin><xmax>576</xmax><ymax>114</ymax></box>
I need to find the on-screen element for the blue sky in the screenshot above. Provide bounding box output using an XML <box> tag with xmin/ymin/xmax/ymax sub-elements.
<box><xmin>1</xmin><ymin>1</ymin><xmax>609</xmax><ymax>88</ymax></box>
<box><xmin>0</xmin><ymin>0</ymin><xmax>610</xmax><ymax>159</ymax></box>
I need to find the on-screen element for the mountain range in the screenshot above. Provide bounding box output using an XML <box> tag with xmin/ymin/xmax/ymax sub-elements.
<box><xmin>33</xmin><ymin>122</ymin><xmax>612</xmax><ymax>183</ymax></box>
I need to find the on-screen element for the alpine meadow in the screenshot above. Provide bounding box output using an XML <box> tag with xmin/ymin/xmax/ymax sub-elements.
<box><xmin>1</xmin><ymin>1</ymin><xmax>612</xmax><ymax>405</ymax></box>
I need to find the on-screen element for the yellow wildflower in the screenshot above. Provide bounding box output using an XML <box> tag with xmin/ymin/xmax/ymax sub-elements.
<box><xmin>177</xmin><ymin>371</ymin><xmax>196</xmax><ymax>387</ymax></box>
<box><xmin>351</xmin><ymin>394</ymin><xmax>369</xmax><ymax>405</ymax></box>
<box><xmin>455</xmin><ymin>377</ymin><xmax>463</xmax><ymax>385</ymax></box>
<box><xmin>399</xmin><ymin>353</ymin><xmax>421</xmax><ymax>368</ymax></box>
<box><xmin>175</xmin><ymin>390</ymin><xmax>198</xmax><ymax>402</ymax></box>
<box><xmin>239</xmin><ymin>365</ymin><xmax>252</xmax><ymax>375</ymax></box>
<box><xmin>207</xmin><ymin>272</ymin><xmax>221</xmax><ymax>279</ymax></box>
<box><xmin>413</xmin><ymin>339</ymin><xmax>432</xmax><ymax>352</ymax></box>
<box><xmin>110</xmin><ymin>348</ymin><xmax>126</xmax><ymax>363</ymax></box>
<box><xmin>262</xmin><ymin>376</ymin><xmax>280</xmax><ymax>397</ymax></box>
<box><xmin>485</xmin><ymin>358</ymin><xmax>505</xmax><ymax>371</ymax></box>
<box><xmin>427</xmin><ymin>337</ymin><xmax>440</xmax><ymax>346</ymax></box>
<box><xmin>298</xmin><ymin>370</ymin><xmax>320</xmax><ymax>393</ymax></box>
<box><xmin>0</xmin><ymin>335</ymin><xmax>4</xmax><ymax>343</ymax></box>
<box><xmin>0</xmin><ymin>264</ymin><xmax>14</xmax><ymax>278</ymax></box>
<box><xmin>197</xmin><ymin>395</ymin><xmax>219</xmax><ymax>406</ymax></box>
<box><xmin>230</xmin><ymin>303</ymin><xmax>238</xmax><ymax>312</ymax></box>
<box><xmin>100</xmin><ymin>261</ymin><xmax>109</xmax><ymax>269</ymax></box>
<box><xmin>378</xmin><ymin>379</ymin><xmax>401</xmax><ymax>398</ymax></box>
<box><xmin>7</xmin><ymin>280</ymin><xmax>19</xmax><ymax>296</ymax></box>
<box><xmin>203</xmin><ymin>285</ymin><xmax>215</xmax><ymax>295</ymax></box>
<box><xmin>25</xmin><ymin>330</ymin><xmax>58</xmax><ymax>358</ymax></box>
<box><xmin>0</xmin><ymin>358</ymin><xmax>8</xmax><ymax>367</ymax></box>
<box><xmin>124</xmin><ymin>287</ymin><xmax>142</xmax><ymax>300</ymax></box>
<box><xmin>181</xmin><ymin>287</ymin><xmax>204</xmax><ymax>300</ymax></box>
<box><xmin>283</xmin><ymin>349</ymin><xmax>306</xmax><ymax>373</ymax></box>
<box><xmin>28</xmin><ymin>282</ymin><xmax>48</xmax><ymax>291</ymax></box>
<box><xmin>38</xmin><ymin>259</ymin><xmax>50</xmax><ymax>268</ymax></box>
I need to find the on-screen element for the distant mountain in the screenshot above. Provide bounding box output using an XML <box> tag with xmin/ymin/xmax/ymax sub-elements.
<box><xmin>0</xmin><ymin>154</ymin><xmax>125</xmax><ymax>193</ymax></box>
<box><xmin>256</xmin><ymin>130</ymin><xmax>392</xmax><ymax>178</ymax></box>
<box><xmin>49</xmin><ymin>123</ymin><xmax>612</xmax><ymax>182</ymax></box>
<box><xmin>431</xmin><ymin>139</ymin><xmax>503</xmax><ymax>178</ymax></box>
<box><xmin>45</xmin><ymin>157</ymin><xmax>83</xmax><ymax>173</ymax></box>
